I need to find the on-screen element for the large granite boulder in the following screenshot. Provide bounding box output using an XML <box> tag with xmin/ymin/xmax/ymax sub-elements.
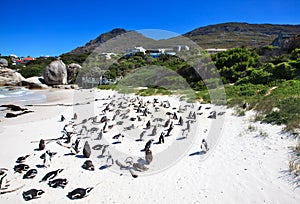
<box><xmin>67</xmin><ymin>63</ymin><xmax>81</xmax><ymax>84</ymax></box>
<box><xmin>20</xmin><ymin>76</ymin><xmax>49</xmax><ymax>89</ymax></box>
<box><xmin>0</xmin><ymin>68</ymin><xmax>25</xmax><ymax>86</ymax></box>
<box><xmin>0</xmin><ymin>58</ymin><xmax>8</xmax><ymax>67</ymax></box>
<box><xmin>43</xmin><ymin>60</ymin><xmax>67</xmax><ymax>85</ymax></box>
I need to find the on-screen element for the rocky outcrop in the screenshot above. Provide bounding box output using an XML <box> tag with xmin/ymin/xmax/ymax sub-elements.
<box><xmin>0</xmin><ymin>68</ymin><xmax>25</xmax><ymax>86</ymax></box>
<box><xmin>43</xmin><ymin>60</ymin><xmax>67</xmax><ymax>85</ymax></box>
<box><xmin>67</xmin><ymin>63</ymin><xmax>81</xmax><ymax>84</ymax></box>
<box><xmin>0</xmin><ymin>58</ymin><xmax>8</xmax><ymax>67</ymax></box>
<box><xmin>20</xmin><ymin>77</ymin><xmax>48</xmax><ymax>89</ymax></box>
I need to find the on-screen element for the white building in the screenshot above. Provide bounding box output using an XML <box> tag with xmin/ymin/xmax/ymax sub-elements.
<box><xmin>206</xmin><ymin>48</ymin><xmax>227</xmax><ymax>54</ymax></box>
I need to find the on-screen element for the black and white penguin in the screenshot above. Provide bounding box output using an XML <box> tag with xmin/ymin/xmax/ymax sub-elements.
<box><xmin>144</xmin><ymin>139</ymin><xmax>154</xmax><ymax>151</ymax></box>
<box><xmin>22</xmin><ymin>189</ymin><xmax>45</xmax><ymax>201</ymax></box>
<box><xmin>82</xmin><ymin>160</ymin><xmax>95</xmax><ymax>171</ymax></box>
<box><xmin>14</xmin><ymin>164</ymin><xmax>29</xmax><ymax>173</ymax></box>
<box><xmin>16</xmin><ymin>154</ymin><xmax>30</xmax><ymax>163</ymax></box>
<box><xmin>39</xmin><ymin>169</ymin><xmax>63</xmax><ymax>182</ymax></box>
<box><xmin>48</xmin><ymin>178</ymin><xmax>68</xmax><ymax>188</ymax></box>
<box><xmin>39</xmin><ymin>139</ymin><xmax>45</xmax><ymax>151</ymax></box>
<box><xmin>23</xmin><ymin>169</ymin><xmax>38</xmax><ymax>179</ymax></box>
<box><xmin>67</xmin><ymin>187</ymin><xmax>93</xmax><ymax>200</ymax></box>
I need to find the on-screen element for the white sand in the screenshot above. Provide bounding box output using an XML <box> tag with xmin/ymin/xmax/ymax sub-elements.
<box><xmin>0</xmin><ymin>89</ymin><xmax>299</xmax><ymax>203</ymax></box>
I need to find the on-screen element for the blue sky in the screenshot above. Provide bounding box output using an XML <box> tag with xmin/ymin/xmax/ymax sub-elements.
<box><xmin>0</xmin><ymin>0</ymin><xmax>299</xmax><ymax>57</ymax></box>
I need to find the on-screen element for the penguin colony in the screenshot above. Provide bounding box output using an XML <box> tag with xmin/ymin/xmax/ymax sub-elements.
<box><xmin>0</xmin><ymin>93</ymin><xmax>222</xmax><ymax>201</ymax></box>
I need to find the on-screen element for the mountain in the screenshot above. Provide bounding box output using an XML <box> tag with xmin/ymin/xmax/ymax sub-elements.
<box><xmin>70</xmin><ymin>28</ymin><xmax>127</xmax><ymax>54</ymax></box>
<box><xmin>183</xmin><ymin>22</ymin><xmax>300</xmax><ymax>48</ymax></box>
<box><xmin>68</xmin><ymin>22</ymin><xmax>300</xmax><ymax>54</ymax></box>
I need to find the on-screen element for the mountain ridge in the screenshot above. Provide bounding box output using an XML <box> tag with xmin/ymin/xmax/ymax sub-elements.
<box><xmin>69</xmin><ymin>22</ymin><xmax>300</xmax><ymax>54</ymax></box>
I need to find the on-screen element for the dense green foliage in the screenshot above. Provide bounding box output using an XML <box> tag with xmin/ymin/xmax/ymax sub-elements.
<box><xmin>19</xmin><ymin>57</ymin><xmax>56</xmax><ymax>78</ymax></box>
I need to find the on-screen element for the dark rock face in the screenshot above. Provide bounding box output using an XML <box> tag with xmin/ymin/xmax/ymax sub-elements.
<box><xmin>83</xmin><ymin>141</ymin><xmax>91</xmax><ymax>158</ymax></box>
<box><xmin>67</xmin><ymin>63</ymin><xmax>81</xmax><ymax>84</ymax></box>
<box><xmin>43</xmin><ymin>60</ymin><xmax>67</xmax><ymax>85</ymax></box>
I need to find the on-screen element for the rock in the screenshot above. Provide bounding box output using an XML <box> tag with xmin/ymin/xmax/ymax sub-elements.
<box><xmin>67</xmin><ymin>63</ymin><xmax>81</xmax><ymax>84</ymax></box>
<box><xmin>83</xmin><ymin>141</ymin><xmax>91</xmax><ymax>158</ymax></box>
<box><xmin>0</xmin><ymin>58</ymin><xmax>8</xmax><ymax>67</ymax></box>
<box><xmin>0</xmin><ymin>68</ymin><xmax>25</xmax><ymax>86</ymax></box>
<box><xmin>0</xmin><ymin>104</ymin><xmax>27</xmax><ymax>111</ymax></box>
<box><xmin>43</xmin><ymin>60</ymin><xmax>67</xmax><ymax>85</ymax></box>
<box><xmin>20</xmin><ymin>77</ymin><xmax>48</xmax><ymax>89</ymax></box>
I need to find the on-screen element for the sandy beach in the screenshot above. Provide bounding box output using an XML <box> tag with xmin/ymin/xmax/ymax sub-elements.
<box><xmin>0</xmin><ymin>88</ymin><xmax>299</xmax><ymax>203</ymax></box>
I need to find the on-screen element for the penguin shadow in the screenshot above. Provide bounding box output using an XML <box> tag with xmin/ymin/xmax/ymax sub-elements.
<box><xmin>140</xmin><ymin>149</ymin><xmax>146</xmax><ymax>152</ymax></box>
<box><xmin>135</xmin><ymin>139</ymin><xmax>143</xmax><ymax>142</ymax></box>
<box><xmin>34</xmin><ymin>148</ymin><xmax>42</xmax><ymax>151</ymax></box>
<box><xmin>189</xmin><ymin>151</ymin><xmax>206</xmax><ymax>156</ymax></box>
<box><xmin>75</xmin><ymin>155</ymin><xmax>86</xmax><ymax>159</ymax></box>
<box><xmin>176</xmin><ymin>136</ymin><xmax>186</xmax><ymax>141</ymax></box>
<box><xmin>97</xmin><ymin>155</ymin><xmax>105</xmax><ymax>159</ymax></box>
<box><xmin>36</xmin><ymin>164</ymin><xmax>45</xmax><ymax>168</ymax></box>
<box><xmin>64</xmin><ymin>152</ymin><xmax>75</xmax><ymax>156</ymax></box>
<box><xmin>99</xmin><ymin>164</ymin><xmax>112</xmax><ymax>170</ymax></box>
<box><xmin>112</xmin><ymin>141</ymin><xmax>121</xmax><ymax>145</ymax></box>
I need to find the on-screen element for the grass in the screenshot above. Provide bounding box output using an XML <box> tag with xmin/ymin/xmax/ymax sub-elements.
<box><xmin>97</xmin><ymin>84</ymin><xmax>117</xmax><ymax>90</ymax></box>
<box><xmin>136</xmin><ymin>87</ymin><xmax>172</xmax><ymax>96</ymax></box>
<box><xmin>289</xmin><ymin>160</ymin><xmax>300</xmax><ymax>175</ymax></box>
<box><xmin>225</xmin><ymin>80</ymin><xmax>300</xmax><ymax>134</ymax></box>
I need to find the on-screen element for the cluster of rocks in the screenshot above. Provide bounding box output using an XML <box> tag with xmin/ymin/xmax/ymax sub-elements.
<box><xmin>0</xmin><ymin>59</ymin><xmax>81</xmax><ymax>89</ymax></box>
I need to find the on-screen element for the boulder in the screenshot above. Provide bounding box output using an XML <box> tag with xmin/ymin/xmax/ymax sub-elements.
<box><xmin>43</xmin><ymin>60</ymin><xmax>67</xmax><ymax>85</ymax></box>
<box><xmin>0</xmin><ymin>58</ymin><xmax>8</xmax><ymax>67</ymax></box>
<box><xmin>0</xmin><ymin>68</ymin><xmax>25</xmax><ymax>86</ymax></box>
<box><xmin>67</xmin><ymin>63</ymin><xmax>81</xmax><ymax>84</ymax></box>
<box><xmin>20</xmin><ymin>77</ymin><xmax>49</xmax><ymax>89</ymax></box>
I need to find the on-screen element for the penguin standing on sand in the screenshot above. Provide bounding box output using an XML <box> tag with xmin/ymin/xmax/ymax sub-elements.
<box><xmin>158</xmin><ymin>132</ymin><xmax>165</xmax><ymax>144</ymax></box>
<box><xmin>201</xmin><ymin>139</ymin><xmax>208</xmax><ymax>152</ymax></box>
<box><xmin>166</xmin><ymin>122</ymin><xmax>174</xmax><ymax>136</ymax></box>
<box><xmin>145</xmin><ymin>149</ymin><xmax>153</xmax><ymax>165</ymax></box>
<box><xmin>39</xmin><ymin>139</ymin><xmax>45</xmax><ymax>151</ymax></box>
<box><xmin>144</xmin><ymin>139</ymin><xmax>154</xmax><ymax>151</ymax></box>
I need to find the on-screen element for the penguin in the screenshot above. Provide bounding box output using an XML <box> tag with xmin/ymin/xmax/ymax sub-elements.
<box><xmin>14</xmin><ymin>164</ymin><xmax>29</xmax><ymax>173</ymax></box>
<box><xmin>16</xmin><ymin>154</ymin><xmax>30</xmax><ymax>163</ymax></box>
<box><xmin>201</xmin><ymin>139</ymin><xmax>208</xmax><ymax>152</ymax></box>
<box><xmin>145</xmin><ymin>149</ymin><xmax>153</xmax><ymax>165</ymax></box>
<box><xmin>67</xmin><ymin>187</ymin><xmax>93</xmax><ymax>200</ymax></box>
<box><xmin>82</xmin><ymin>160</ymin><xmax>95</xmax><ymax>171</ymax></box>
<box><xmin>144</xmin><ymin>139</ymin><xmax>154</xmax><ymax>151</ymax></box>
<box><xmin>48</xmin><ymin>178</ymin><xmax>68</xmax><ymax>188</ymax></box>
<box><xmin>39</xmin><ymin>169</ymin><xmax>63</xmax><ymax>182</ymax></box>
<box><xmin>22</xmin><ymin>189</ymin><xmax>45</xmax><ymax>201</ymax></box>
<box><xmin>39</xmin><ymin>139</ymin><xmax>45</xmax><ymax>151</ymax></box>
<box><xmin>23</xmin><ymin>169</ymin><xmax>38</xmax><ymax>179</ymax></box>
<box><xmin>146</xmin><ymin>120</ymin><xmax>151</xmax><ymax>129</ymax></box>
